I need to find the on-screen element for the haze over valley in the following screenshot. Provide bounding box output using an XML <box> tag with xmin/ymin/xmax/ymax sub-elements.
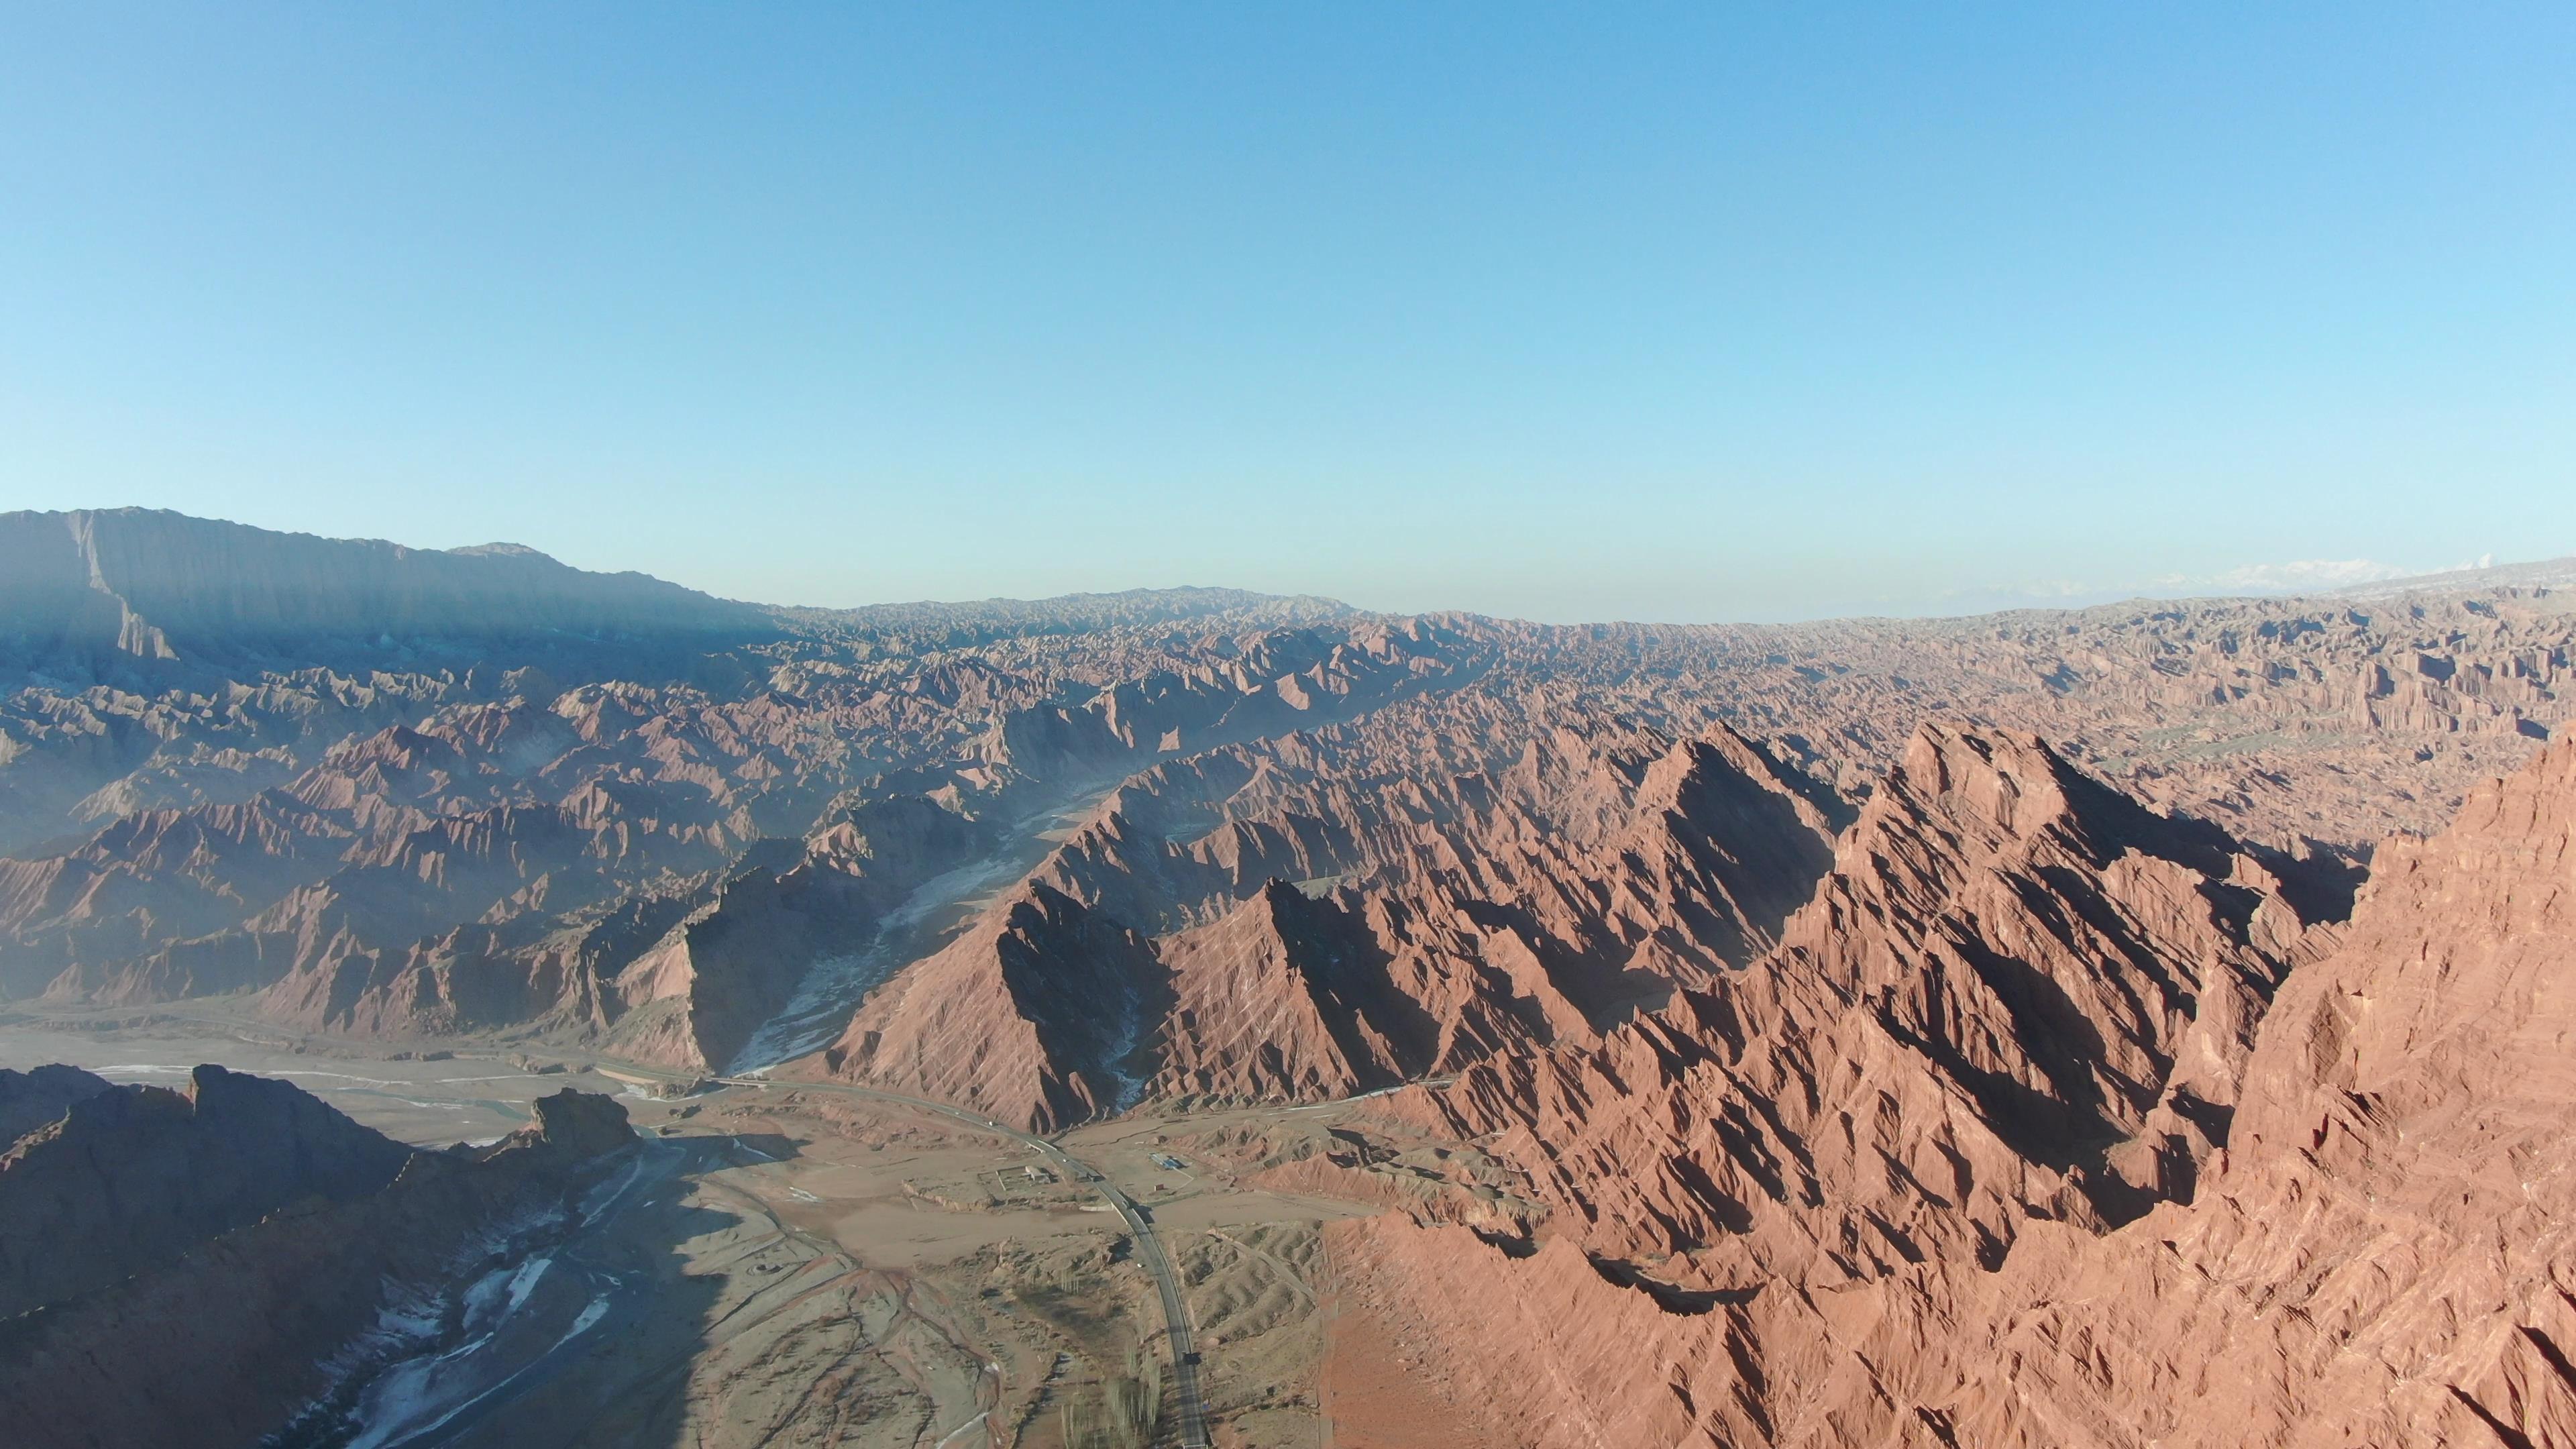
<box><xmin>3</xmin><ymin>507</ymin><xmax>2573</xmax><ymax>1446</ymax></box>
<box><xmin>8</xmin><ymin>7</ymin><xmax>2575</xmax><ymax>1446</ymax></box>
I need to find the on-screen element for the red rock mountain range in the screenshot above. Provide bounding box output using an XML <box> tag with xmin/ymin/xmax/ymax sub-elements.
<box><xmin>5</xmin><ymin>508</ymin><xmax>2575</xmax><ymax>1446</ymax></box>
<box><xmin>1328</xmin><ymin>729</ymin><xmax>2576</xmax><ymax>1448</ymax></box>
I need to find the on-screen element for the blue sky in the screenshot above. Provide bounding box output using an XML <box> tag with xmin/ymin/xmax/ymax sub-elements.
<box><xmin>2</xmin><ymin>6</ymin><xmax>2569</xmax><ymax>621</ymax></box>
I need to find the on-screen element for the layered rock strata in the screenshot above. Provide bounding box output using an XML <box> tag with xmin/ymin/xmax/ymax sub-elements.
<box><xmin>1322</xmin><ymin>733</ymin><xmax>2576</xmax><ymax>1448</ymax></box>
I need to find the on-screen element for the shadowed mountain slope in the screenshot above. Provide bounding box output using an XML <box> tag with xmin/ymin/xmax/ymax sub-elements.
<box><xmin>0</xmin><ymin>1064</ymin><xmax>417</xmax><ymax>1318</ymax></box>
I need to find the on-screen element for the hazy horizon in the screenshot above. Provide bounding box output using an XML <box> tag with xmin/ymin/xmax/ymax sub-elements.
<box><xmin>9</xmin><ymin>501</ymin><xmax>2555</xmax><ymax>629</ymax></box>
<box><xmin>5</xmin><ymin>7</ymin><xmax>2570</xmax><ymax>621</ymax></box>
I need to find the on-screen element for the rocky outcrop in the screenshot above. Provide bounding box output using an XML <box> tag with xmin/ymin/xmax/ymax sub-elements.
<box><xmin>1151</xmin><ymin>880</ymin><xmax>1439</xmax><ymax>1102</ymax></box>
<box><xmin>825</xmin><ymin>881</ymin><xmax>1162</xmax><ymax>1130</ymax></box>
<box><xmin>1324</xmin><ymin>722</ymin><xmax>2333</xmax><ymax>1445</ymax></box>
<box><xmin>1937</xmin><ymin>733</ymin><xmax>2576</xmax><ymax>1447</ymax></box>
<box><xmin>1396</xmin><ymin>724</ymin><xmax>2318</xmax><ymax>1248</ymax></box>
<box><xmin>819</xmin><ymin>712</ymin><xmax>1851</xmax><ymax>1126</ymax></box>
<box><xmin>0</xmin><ymin>1063</ymin><xmax>111</xmax><ymax>1146</ymax></box>
<box><xmin>1326</xmin><ymin>732</ymin><xmax>2576</xmax><ymax>1449</ymax></box>
<box><xmin>0</xmin><ymin>1081</ymin><xmax>632</xmax><ymax>1449</ymax></box>
<box><xmin>494</xmin><ymin>1084</ymin><xmax>641</xmax><ymax>1163</ymax></box>
<box><xmin>0</xmin><ymin>1064</ymin><xmax>417</xmax><ymax>1319</ymax></box>
<box><xmin>1130</xmin><ymin>718</ymin><xmax>1850</xmax><ymax>1096</ymax></box>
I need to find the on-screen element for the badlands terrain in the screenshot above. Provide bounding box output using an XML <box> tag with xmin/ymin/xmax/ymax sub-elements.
<box><xmin>4</xmin><ymin>506</ymin><xmax>2575</xmax><ymax>1448</ymax></box>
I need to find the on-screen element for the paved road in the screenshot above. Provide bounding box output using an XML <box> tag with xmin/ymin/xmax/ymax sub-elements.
<box><xmin>710</xmin><ymin>1075</ymin><xmax>1212</xmax><ymax>1449</ymax></box>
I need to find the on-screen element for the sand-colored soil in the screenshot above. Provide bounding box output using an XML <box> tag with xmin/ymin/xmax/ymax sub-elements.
<box><xmin>0</xmin><ymin>1014</ymin><xmax>1519</xmax><ymax>1447</ymax></box>
<box><xmin>0</xmin><ymin>1010</ymin><xmax>629</xmax><ymax>1145</ymax></box>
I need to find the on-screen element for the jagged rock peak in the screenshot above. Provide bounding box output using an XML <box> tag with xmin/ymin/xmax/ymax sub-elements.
<box><xmin>1322</xmin><ymin>735</ymin><xmax>2576</xmax><ymax>1449</ymax></box>
<box><xmin>1887</xmin><ymin>720</ymin><xmax>2082</xmax><ymax>838</ymax></box>
<box><xmin>2233</xmin><ymin>732</ymin><xmax>2576</xmax><ymax>1167</ymax></box>
<box><xmin>510</xmin><ymin>1087</ymin><xmax>635</xmax><ymax>1161</ymax></box>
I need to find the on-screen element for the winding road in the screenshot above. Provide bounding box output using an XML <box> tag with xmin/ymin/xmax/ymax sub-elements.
<box><xmin>710</xmin><ymin>1074</ymin><xmax>1212</xmax><ymax>1449</ymax></box>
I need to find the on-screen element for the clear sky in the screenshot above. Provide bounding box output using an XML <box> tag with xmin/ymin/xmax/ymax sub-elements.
<box><xmin>2</xmin><ymin>6</ymin><xmax>2569</xmax><ymax>622</ymax></box>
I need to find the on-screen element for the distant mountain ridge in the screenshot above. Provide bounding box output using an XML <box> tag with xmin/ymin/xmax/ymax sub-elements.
<box><xmin>0</xmin><ymin>508</ymin><xmax>1356</xmax><ymax>682</ymax></box>
<box><xmin>780</xmin><ymin>586</ymin><xmax>1353</xmax><ymax>648</ymax></box>
<box><xmin>2328</xmin><ymin>551</ymin><xmax>2576</xmax><ymax>598</ymax></box>
<box><xmin>0</xmin><ymin>508</ymin><xmax>771</xmax><ymax>676</ymax></box>
<box><xmin>8</xmin><ymin>508</ymin><xmax>2562</xmax><ymax>669</ymax></box>
<box><xmin>1</xmin><ymin>506</ymin><xmax>2571</xmax><ymax>1449</ymax></box>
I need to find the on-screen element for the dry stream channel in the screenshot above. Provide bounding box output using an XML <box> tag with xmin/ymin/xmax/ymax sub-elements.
<box><xmin>0</xmin><ymin>1010</ymin><xmax>1379</xmax><ymax>1449</ymax></box>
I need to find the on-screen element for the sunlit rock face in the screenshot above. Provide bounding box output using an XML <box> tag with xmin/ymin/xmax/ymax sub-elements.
<box><xmin>2</xmin><ymin>512</ymin><xmax>2569</xmax><ymax>1132</ymax></box>
<box><xmin>3</xmin><ymin>511</ymin><xmax>2576</xmax><ymax>1448</ymax></box>
<box><xmin>1322</xmin><ymin>737</ymin><xmax>2576</xmax><ymax>1449</ymax></box>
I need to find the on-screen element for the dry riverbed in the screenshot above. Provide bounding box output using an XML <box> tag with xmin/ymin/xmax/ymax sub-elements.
<box><xmin>0</xmin><ymin>1009</ymin><xmax>1432</xmax><ymax>1448</ymax></box>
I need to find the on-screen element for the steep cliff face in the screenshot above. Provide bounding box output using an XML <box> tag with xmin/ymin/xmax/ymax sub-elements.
<box><xmin>599</xmin><ymin>806</ymin><xmax>982</xmax><ymax>1073</ymax></box>
<box><xmin>1935</xmin><ymin>734</ymin><xmax>2576</xmax><ymax>1448</ymax></box>
<box><xmin>825</xmin><ymin>882</ymin><xmax>1162</xmax><ymax>1130</ymax></box>
<box><xmin>818</xmin><ymin>712</ymin><xmax>1851</xmax><ymax>1128</ymax></box>
<box><xmin>1403</xmin><ymin>724</ymin><xmax>2318</xmax><ymax>1249</ymax></box>
<box><xmin>1325</xmin><ymin>733</ymin><xmax>2576</xmax><ymax>1449</ymax></box>
<box><xmin>1150</xmin><ymin>880</ymin><xmax>1441</xmax><ymax>1102</ymax></box>
<box><xmin>1324</xmin><ymin>723</ymin><xmax>2337</xmax><ymax>1446</ymax></box>
<box><xmin>0</xmin><ymin>1065</ymin><xmax>418</xmax><ymax>1319</ymax></box>
<box><xmin>1128</xmin><ymin>721</ymin><xmax>1849</xmax><ymax>1104</ymax></box>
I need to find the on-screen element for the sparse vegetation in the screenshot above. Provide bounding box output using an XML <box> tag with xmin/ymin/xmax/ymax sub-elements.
<box><xmin>1054</xmin><ymin>1346</ymin><xmax>1164</xmax><ymax>1449</ymax></box>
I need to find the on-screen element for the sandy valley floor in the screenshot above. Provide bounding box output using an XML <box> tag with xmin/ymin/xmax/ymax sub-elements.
<box><xmin>0</xmin><ymin>1004</ymin><xmax>1447</xmax><ymax>1449</ymax></box>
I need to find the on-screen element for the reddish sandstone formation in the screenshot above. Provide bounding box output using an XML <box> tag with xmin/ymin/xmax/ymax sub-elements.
<box><xmin>822</xmin><ymin>714</ymin><xmax>1849</xmax><ymax>1126</ymax></box>
<box><xmin>1152</xmin><ymin>880</ymin><xmax>1436</xmax><ymax>1102</ymax></box>
<box><xmin>4</xmin><ymin>511</ymin><xmax>2571</xmax><ymax>1147</ymax></box>
<box><xmin>1399</xmin><ymin>724</ymin><xmax>2319</xmax><ymax>1249</ymax></box>
<box><xmin>4</xmin><ymin>515</ymin><xmax>2576</xmax><ymax>1447</ymax></box>
<box><xmin>1324</xmin><ymin>722</ymin><xmax>2331</xmax><ymax>1444</ymax></box>
<box><xmin>825</xmin><ymin>882</ymin><xmax>1161</xmax><ymax>1130</ymax></box>
<box><xmin>1938</xmin><ymin>733</ymin><xmax>2576</xmax><ymax>1447</ymax></box>
<box><xmin>1326</xmin><ymin>733</ymin><xmax>2576</xmax><ymax>1449</ymax></box>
